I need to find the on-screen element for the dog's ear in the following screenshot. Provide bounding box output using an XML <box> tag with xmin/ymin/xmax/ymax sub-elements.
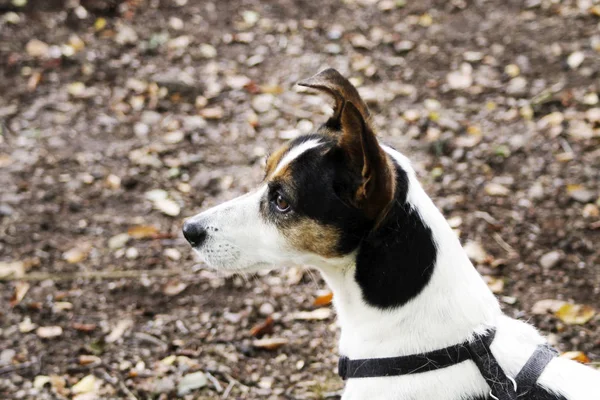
<box><xmin>298</xmin><ymin>68</ymin><xmax>370</xmax><ymax>125</ymax></box>
<box><xmin>338</xmin><ymin>101</ymin><xmax>396</xmax><ymax>224</ymax></box>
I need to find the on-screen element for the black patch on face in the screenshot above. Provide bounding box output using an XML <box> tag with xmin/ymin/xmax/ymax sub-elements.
<box><xmin>354</xmin><ymin>161</ymin><xmax>438</xmax><ymax>310</ymax></box>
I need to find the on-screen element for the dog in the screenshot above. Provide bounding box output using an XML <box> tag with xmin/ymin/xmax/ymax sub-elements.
<box><xmin>183</xmin><ymin>69</ymin><xmax>600</xmax><ymax>399</ymax></box>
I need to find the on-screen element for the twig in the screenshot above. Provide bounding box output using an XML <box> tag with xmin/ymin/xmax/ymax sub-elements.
<box><xmin>0</xmin><ymin>269</ymin><xmax>192</xmax><ymax>282</ymax></box>
<box><xmin>205</xmin><ymin>371</ymin><xmax>223</xmax><ymax>393</ymax></box>
<box><xmin>222</xmin><ymin>380</ymin><xmax>235</xmax><ymax>399</ymax></box>
<box><xmin>492</xmin><ymin>233</ymin><xmax>517</xmax><ymax>256</ymax></box>
<box><xmin>0</xmin><ymin>359</ymin><xmax>37</xmax><ymax>375</ymax></box>
<box><xmin>133</xmin><ymin>332</ymin><xmax>168</xmax><ymax>351</ymax></box>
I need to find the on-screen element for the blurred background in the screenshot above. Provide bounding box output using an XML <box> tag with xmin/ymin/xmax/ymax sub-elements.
<box><xmin>1</xmin><ymin>0</ymin><xmax>599</xmax><ymax>398</ymax></box>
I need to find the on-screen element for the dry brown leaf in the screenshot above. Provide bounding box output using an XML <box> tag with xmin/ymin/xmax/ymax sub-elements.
<box><xmin>252</xmin><ymin>337</ymin><xmax>288</xmax><ymax>350</ymax></box>
<box><xmin>10</xmin><ymin>281</ymin><xmax>30</xmax><ymax>307</ymax></box>
<box><xmin>250</xmin><ymin>316</ymin><xmax>274</xmax><ymax>338</ymax></box>
<box><xmin>72</xmin><ymin>322</ymin><xmax>97</xmax><ymax>333</ymax></box>
<box><xmin>555</xmin><ymin>303</ymin><xmax>596</xmax><ymax>325</ymax></box>
<box><xmin>531</xmin><ymin>299</ymin><xmax>567</xmax><ymax>315</ymax></box>
<box><xmin>128</xmin><ymin>225</ymin><xmax>160</xmax><ymax>239</ymax></box>
<box><xmin>313</xmin><ymin>291</ymin><xmax>333</xmax><ymax>307</ymax></box>
<box><xmin>560</xmin><ymin>351</ymin><xmax>590</xmax><ymax>364</ymax></box>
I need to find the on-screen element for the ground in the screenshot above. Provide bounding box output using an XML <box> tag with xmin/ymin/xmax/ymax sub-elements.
<box><xmin>0</xmin><ymin>0</ymin><xmax>599</xmax><ymax>399</ymax></box>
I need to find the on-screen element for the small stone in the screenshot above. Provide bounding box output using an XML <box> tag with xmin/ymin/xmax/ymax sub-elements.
<box><xmin>506</xmin><ymin>77</ymin><xmax>527</xmax><ymax>95</ymax></box>
<box><xmin>182</xmin><ymin>116</ymin><xmax>207</xmax><ymax>131</ymax></box>
<box><xmin>141</xmin><ymin>111</ymin><xmax>162</xmax><ymax>125</ymax></box>
<box><xmin>199</xmin><ymin>43</ymin><xmax>217</xmax><ymax>58</ymax></box>
<box><xmin>324</xmin><ymin>43</ymin><xmax>342</xmax><ymax>54</ymax></box>
<box><xmin>539</xmin><ymin>251</ymin><xmax>562</xmax><ymax>269</ymax></box>
<box><xmin>568</xmin><ymin>187</ymin><xmax>595</xmax><ymax>203</ymax></box>
<box><xmin>154</xmin><ymin>377</ymin><xmax>176</xmax><ymax>393</ymax></box>
<box><xmin>164</xmin><ymin>248</ymin><xmax>181</xmax><ymax>261</ymax></box>
<box><xmin>134</xmin><ymin>123</ymin><xmax>150</xmax><ymax>137</ymax></box>
<box><xmin>464</xmin><ymin>51</ymin><xmax>484</xmax><ymax>62</ymax></box>
<box><xmin>199</xmin><ymin>107</ymin><xmax>224</xmax><ymax>119</ymax></box>
<box><xmin>163</xmin><ymin>130</ymin><xmax>185</xmax><ymax>144</ymax></box>
<box><xmin>125</xmin><ymin>247</ymin><xmax>139</xmax><ymax>259</ymax></box>
<box><xmin>484</xmin><ymin>183</ymin><xmax>510</xmax><ymax>196</ymax></box>
<box><xmin>504</xmin><ymin>64</ymin><xmax>520</xmax><ymax>77</ymax></box>
<box><xmin>169</xmin><ymin>17</ymin><xmax>184</xmax><ymax>30</ymax></box>
<box><xmin>447</xmin><ymin>65</ymin><xmax>473</xmax><ymax>90</ymax></box>
<box><xmin>72</xmin><ymin>375</ymin><xmax>98</xmax><ymax>394</ymax></box>
<box><xmin>585</xmin><ymin>108</ymin><xmax>600</xmax><ymax>123</ymax></box>
<box><xmin>567</xmin><ymin>51</ymin><xmax>585</xmax><ymax>69</ymax></box>
<box><xmin>582</xmin><ymin>93</ymin><xmax>599</xmax><ymax>105</ymax></box>
<box><xmin>108</xmin><ymin>233</ymin><xmax>130</xmax><ymax>250</ymax></box>
<box><xmin>115</xmin><ymin>24</ymin><xmax>138</xmax><ymax>45</ymax></box>
<box><xmin>582</xmin><ymin>204</ymin><xmax>599</xmax><ymax>218</ymax></box>
<box><xmin>259</xmin><ymin>303</ymin><xmax>275</xmax><ymax>316</ymax></box>
<box><xmin>394</xmin><ymin>40</ymin><xmax>414</xmax><ymax>53</ymax></box>
<box><xmin>0</xmin><ymin>349</ymin><xmax>16</xmax><ymax>366</ymax></box>
<box><xmin>252</xmin><ymin>94</ymin><xmax>275</xmax><ymax>113</ymax></box>
<box><xmin>178</xmin><ymin>372</ymin><xmax>207</xmax><ymax>396</ymax></box>
<box><xmin>154</xmin><ymin>198</ymin><xmax>180</xmax><ymax>217</ymax></box>
<box><xmin>36</xmin><ymin>326</ymin><xmax>63</xmax><ymax>339</ymax></box>
<box><xmin>168</xmin><ymin>35</ymin><xmax>191</xmax><ymax>50</ymax></box>
<box><xmin>25</xmin><ymin>39</ymin><xmax>49</xmax><ymax>58</ymax></box>
<box><xmin>528</xmin><ymin>182</ymin><xmax>544</xmax><ymax>200</ymax></box>
<box><xmin>402</xmin><ymin>109</ymin><xmax>421</xmax><ymax>123</ymax></box>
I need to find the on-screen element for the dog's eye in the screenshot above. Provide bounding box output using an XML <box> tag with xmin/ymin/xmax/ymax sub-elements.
<box><xmin>274</xmin><ymin>194</ymin><xmax>291</xmax><ymax>213</ymax></box>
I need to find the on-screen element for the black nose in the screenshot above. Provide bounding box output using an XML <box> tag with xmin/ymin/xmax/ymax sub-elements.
<box><xmin>182</xmin><ymin>221</ymin><xmax>208</xmax><ymax>248</ymax></box>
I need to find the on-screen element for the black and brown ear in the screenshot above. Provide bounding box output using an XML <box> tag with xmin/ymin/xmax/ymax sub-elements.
<box><xmin>298</xmin><ymin>68</ymin><xmax>370</xmax><ymax>125</ymax></box>
<box><xmin>298</xmin><ymin>68</ymin><xmax>396</xmax><ymax>224</ymax></box>
<box><xmin>339</xmin><ymin>101</ymin><xmax>396</xmax><ymax>224</ymax></box>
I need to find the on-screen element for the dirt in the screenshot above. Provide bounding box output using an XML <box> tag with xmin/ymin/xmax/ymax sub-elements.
<box><xmin>1</xmin><ymin>0</ymin><xmax>599</xmax><ymax>399</ymax></box>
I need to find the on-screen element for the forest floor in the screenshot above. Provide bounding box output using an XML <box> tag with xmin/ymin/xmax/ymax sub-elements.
<box><xmin>1</xmin><ymin>0</ymin><xmax>599</xmax><ymax>399</ymax></box>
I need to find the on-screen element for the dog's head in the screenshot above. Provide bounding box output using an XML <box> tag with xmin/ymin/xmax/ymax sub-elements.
<box><xmin>183</xmin><ymin>69</ymin><xmax>399</xmax><ymax>272</ymax></box>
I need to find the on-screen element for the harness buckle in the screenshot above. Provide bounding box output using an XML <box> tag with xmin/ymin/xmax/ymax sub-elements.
<box><xmin>338</xmin><ymin>356</ymin><xmax>349</xmax><ymax>380</ymax></box>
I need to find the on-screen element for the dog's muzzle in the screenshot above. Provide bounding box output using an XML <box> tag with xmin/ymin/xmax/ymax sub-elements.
<box><xmin>182</xmin><ymin>220</ymin><xmax>208</xmax><ymax>248</ymax></box>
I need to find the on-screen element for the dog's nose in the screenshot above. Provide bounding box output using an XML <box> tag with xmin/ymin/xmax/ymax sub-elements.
<box><xmin>182</xmin><ymin>221</ymin><xmax>208</xmax><ymax>248</ymax></box>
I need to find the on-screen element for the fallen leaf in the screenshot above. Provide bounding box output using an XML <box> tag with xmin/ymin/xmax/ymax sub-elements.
<box><xmin>127</xmin><ymin>225</ymin><xmax>159</xmax><ymax>239</ymax></box>
<box><xmin>560</xmin><ymin>351</ymin><xmax>590</xmax><ymax>364</ymax></box>
<box><xmin>163</xmin><ymin>281</ymin><xmax>187</xmax><ymax>296</ymax></box>
<box><xmin>293</xmin><ymin>308</ymin><xmax>332</xmax><ymax>321</ymax></box>
<box><xmin>531</xmin><ymin>299</ymin><xmax>567</xmax><ymax>315</ymax></box>
<box><xmin>313</xmin><ymin>291</ymin><xmax>333</xmax><ymax>307</ymax></box>
<box><xmin>250</xmin><ymin>316</ymin><xmax>274</xmax><ymax>337</ymax></box>
<box><xmin>10</xmin><ymin>281</ymin><xmax>30</xmax><ymax>306</ymax></box>
<box><xmin>36</xmin><ymin>326</ymin><xmax>63</xmax><ymax>339</ymax></box>
<box><xmin>105</xmin><ymin>319</ymin><xmax>133</xmax><ymax>343</ymax></box>
<box><xmin>252</xmin><ymin>337</ymin><xmax>289</xmax><ymax>350</ymax></box>
<box><xmin>555</xmin><ymin>303</ymin><xmax>596</xmax><ymax>325</ymax></box>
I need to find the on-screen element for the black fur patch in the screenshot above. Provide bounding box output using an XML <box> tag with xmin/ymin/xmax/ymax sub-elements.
<box><xmin>353</xmin><ymin>163</ymin><xmax>438</xmax><ymax>309</ymax></box>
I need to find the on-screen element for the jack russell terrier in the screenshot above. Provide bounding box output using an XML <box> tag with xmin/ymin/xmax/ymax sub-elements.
<box><xmin>183</xmin><ymin>68</ymin><xmax>600</xmax><ymax>400</ymax></box>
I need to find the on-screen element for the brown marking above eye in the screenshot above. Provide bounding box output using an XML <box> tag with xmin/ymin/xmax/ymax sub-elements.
<box><xmin>264</xmin><ymin>144</ymin><xmax>290</xmax><ymax>179</ymax></box>
<box><xmin>282</xmin><ymin>219</ymin><xmax>343</xmax><ymax>258</ymax></box>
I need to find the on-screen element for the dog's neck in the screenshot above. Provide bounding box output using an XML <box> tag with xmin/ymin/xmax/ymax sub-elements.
<box><xmin>318</xmin><ymin>147</ymin><xmax>501</xmax><ymax>359</ymax></box>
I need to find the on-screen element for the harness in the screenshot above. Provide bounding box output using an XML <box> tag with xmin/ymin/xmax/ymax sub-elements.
<box><xmin>337</xmin><ymin>328</ymin><xmax>557</xmax><ymax>400</ymax></box>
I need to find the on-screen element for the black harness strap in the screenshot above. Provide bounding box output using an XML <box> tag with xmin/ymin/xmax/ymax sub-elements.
<box><xmin>515</xmin><ymin>344</ymin><xmax>558</xmax><ymax>395</ymax></box>
<box><xmin>338</xmin><ymin>328</ymin><xmax>557</xmax><ymax>400</ymax></box>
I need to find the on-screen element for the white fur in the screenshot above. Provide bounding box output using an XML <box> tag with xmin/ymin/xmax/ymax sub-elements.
<box><xmin>186</xmin><ymin>143</ymin><xmax>600</xmax><ymax>400</ymax></box>
<box><xmin>273</xmin><ymin>138</ymin><xmax>322</xmax><ymax>176</ymax></box>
